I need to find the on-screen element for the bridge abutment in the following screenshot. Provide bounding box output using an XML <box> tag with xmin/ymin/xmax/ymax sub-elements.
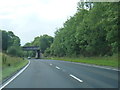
<box><xmin>35</xmin><ymin>50</ymin><xmax>40</xmax><ymax>59</ymax></box>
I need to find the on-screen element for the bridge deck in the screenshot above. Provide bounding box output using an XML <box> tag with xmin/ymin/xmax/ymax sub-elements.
<box><xmin>22</xmin><ymin>46</ymin><xmax>40</xmax><ymax>51</ymax></box>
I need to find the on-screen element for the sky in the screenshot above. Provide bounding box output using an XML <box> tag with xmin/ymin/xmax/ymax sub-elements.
<box><xmin>0</xmin><ymin>0</ymin><xmax>80</xmax><ymax>46</ymax></box>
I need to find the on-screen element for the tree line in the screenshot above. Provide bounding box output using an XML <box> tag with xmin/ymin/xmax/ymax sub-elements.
<box><xmin>25</xmin><ymin>2</ymin><xmax>118</xmax><ymax>58</ymax></box>
<box><xmin>24</xmin><ymin>34</ymin><xmax>53</xmax><ymax>57</ymax></box>
<box><xmin>0</xmin><ymin>30</ymin><xmax>23</xmax><ymax>57</ymax></box>
<box><xmin>45</xmin><ymin>2</ymin><xmax>119</xmax><ymax>57</ymax></box>
<box><xmin>0</xmin><ymin>30</ymin><xmax>53</xmax><ymax>57</ymax></box>
<box><xmin>1</xmin><ymin>2</ymin><xmax>118</xmax><ymax>58</ymax></box>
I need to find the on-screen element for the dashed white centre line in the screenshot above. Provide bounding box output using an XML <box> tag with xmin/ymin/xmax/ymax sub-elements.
<box><xmin>69</xmin><ymin>74</ymin><xmax>83</xmax><ymax>83</ymax></box>
<box><xmin>56</xmin><ymin>66</ymin><xmax>60</xmax><ymax>70</ymax></box>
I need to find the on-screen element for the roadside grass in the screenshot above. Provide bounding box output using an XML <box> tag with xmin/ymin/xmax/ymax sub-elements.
<box><xmin>45</xmin><ymin>54</ymin><xmax>118</xmax><ymax>68</ymax></box>
<box><xmin>0</xmin><ymin>53</ymin><xmax>29</xmax><ymax>82</ymax></box>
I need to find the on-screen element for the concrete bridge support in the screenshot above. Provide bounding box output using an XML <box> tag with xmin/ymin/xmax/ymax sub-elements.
<box><xmin>35</xmin><ymin>50</ymin><xmax>40</xmax><ymax>59</ymax></box>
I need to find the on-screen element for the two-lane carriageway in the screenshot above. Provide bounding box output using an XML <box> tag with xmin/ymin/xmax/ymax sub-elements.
<box><xmin>4</xmin><ymin>59</ymin><xmax>119</xmax><ymax>88</ymax></box>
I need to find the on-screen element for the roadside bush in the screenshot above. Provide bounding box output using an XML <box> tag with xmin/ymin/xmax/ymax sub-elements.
<box><xmin>7</xmin><ymin>46</ymin><xmax>23</xmax><ymax>57</ymax></box>
<box><xmin>44</xmin><ymin>48</ymin><xmax>51</xmax><ymax>57</ymax></box>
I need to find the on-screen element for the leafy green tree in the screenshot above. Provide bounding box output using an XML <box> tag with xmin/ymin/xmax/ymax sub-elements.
<box><xmin>8</xmin><ymin>31</ymin><xmax>21</xmax><ymax>46</ymax></box>
<box><xmin>39</xmin><ymin>35</ymin><xmax>53</xmax><ymax>53</ymax></box>
<box><xmin>0</xmin><ymin>30</ymin><xmax>2</xmax><ymax>52</ymax></box>
<box><xmin>24</xmin><ymin>34</ymin><xmax>54</xmax><ymax>57</ymax></box>
<box><xmin>44</xmin><ymin>48</ymin><xmax>51</xmax><ymax>57</ymax></box>
<box><xmin>48</xmin><ymin>2</ymin><xmax>118</xmax><ymax>57</ymax></box>
<box><xmin>1</xmin><ymin>30</ymin><xmax>10</xmax><ymax>51</ymax></box>
<box><xmin>7</xmin><ymin>46</ymin><xmax>23</xmax><ymax>57</ymax></box>
<box><xmin>31</xmin><ymin>36</ymin><xmax>40</xmax><ymax>46</ymax></box>
<box><xmin>1</xmin><ymin>30</ymin><xmax>23</xmax><ymax>56</ymax></box>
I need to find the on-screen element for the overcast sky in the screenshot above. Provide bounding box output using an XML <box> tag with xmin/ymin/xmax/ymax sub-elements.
<box><xmin>0</xmin><ymin>0</ymin><xmax>80</xmax><ymax>46</ymax></box>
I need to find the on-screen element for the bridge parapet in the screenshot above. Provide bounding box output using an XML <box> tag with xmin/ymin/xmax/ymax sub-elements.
<box><xmin>22</xmin><ymin>46</ymin><xmax>40</xmax><ymax>51</ymax></box>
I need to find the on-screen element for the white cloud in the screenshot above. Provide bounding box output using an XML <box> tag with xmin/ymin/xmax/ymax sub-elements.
<box><xmin>0</xmin><ymin>0</ymin><xmax>79</xmax><ymax>45</ymax></box>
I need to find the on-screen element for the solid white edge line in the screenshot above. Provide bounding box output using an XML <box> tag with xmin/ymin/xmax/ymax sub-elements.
<box><xmin>0</xmin><ymin>60</ymin><xmax>30</xmax><ymax>89</ymax></box>
<box><xmin>56</xmin><ymin>66</ymin><xmax>60</xmax><ymax>70</ymax></box>
<box><xmin>70</xmin><ymin>74</ymin><xmax>83</xmax><ymax>83</ymax></box>
<box><xmin>75</xmin><ymin>63</ymin><xmax>120</xmax><ymax>72</ymax></box>
<box><xmin>66</xmin><ymin>62</ymin><xmax>120</xmax><ymax>72</ymax></box>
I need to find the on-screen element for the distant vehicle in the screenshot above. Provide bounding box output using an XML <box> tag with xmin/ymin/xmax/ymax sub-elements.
<box><xmin>28</xmin><ymin>57</ymin><xmax>31</xmax><ymax>59</ymax></box>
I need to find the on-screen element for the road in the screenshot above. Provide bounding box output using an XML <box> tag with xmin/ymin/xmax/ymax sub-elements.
<box><xmin>5</xmin><ymin>59</ymin><xmax>119</xmax><ymax>88</ymax></box>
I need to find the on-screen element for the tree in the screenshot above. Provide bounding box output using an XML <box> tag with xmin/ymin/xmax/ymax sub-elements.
<box><xmin>1</xmin><ymin>30</ymin><xmax>10</xmax><ymax>51</ymax></box>
<box><xmin>24</xmin><ymin>34</ymin><xmax>54</xmax><ymax>57</ymax></box>
<box><xmin>39</xmin><ymin>35</ymin><xmax>53</xmax><ymax>53</ymax></box>
<box><xmin>8</xmin><ymin>31</ymin><xmax>21</xmax><ymax>46</ymax></box>
<box><xmin>48</xmin><ymin>2</ymin><xmax>118</xmax><ymax>57</ymax></box>
<box><xmin>7</xmin><ymin>46</ymin><xmax>23</xmax><ymax>57</ymax></box>
<box><xmin>1</xmin><ymin>30</ymin><xmax>23</xmax><ymax>56</ymax></box>
<box><xmin>31</xmin><ymin>37</ymin><xmax>40</xmax><ymax>46</ymax></box>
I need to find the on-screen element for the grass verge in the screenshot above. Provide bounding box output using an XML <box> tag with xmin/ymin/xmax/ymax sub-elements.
<box><xmin>1</xmin><ymin>53</ymin><xmax>29</xmax><ymax>82</ymax></box>
<box><xmin>45</xmin><ymin>54</ymin><xmax>118</xmax><ymax>68</ymax></box>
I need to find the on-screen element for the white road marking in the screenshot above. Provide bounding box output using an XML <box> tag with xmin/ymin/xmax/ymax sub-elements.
<box><xmin>69</xmin><ymin>74</ymin><xmax>83</xmax><ymax>83</ymax></box>
<box><xmin>56</xmin><ymin>66</ymin><xmax>60</xmax><ymax>70</ymax></box>
<box><xmin>50</xmin><ymin>64</ymin><xmax>52</xmax><ymax>66</ymax></box>
<box><xmin>0</xmin><ymin>60</ymin><xmax>30</xmax><ymax>89</ymax></box>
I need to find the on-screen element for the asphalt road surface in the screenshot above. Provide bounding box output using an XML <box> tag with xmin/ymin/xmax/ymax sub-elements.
<box><xmin>5</xmin><ymin>59</ymin><xmax>119</xmax><ymax>88</ymax></box>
